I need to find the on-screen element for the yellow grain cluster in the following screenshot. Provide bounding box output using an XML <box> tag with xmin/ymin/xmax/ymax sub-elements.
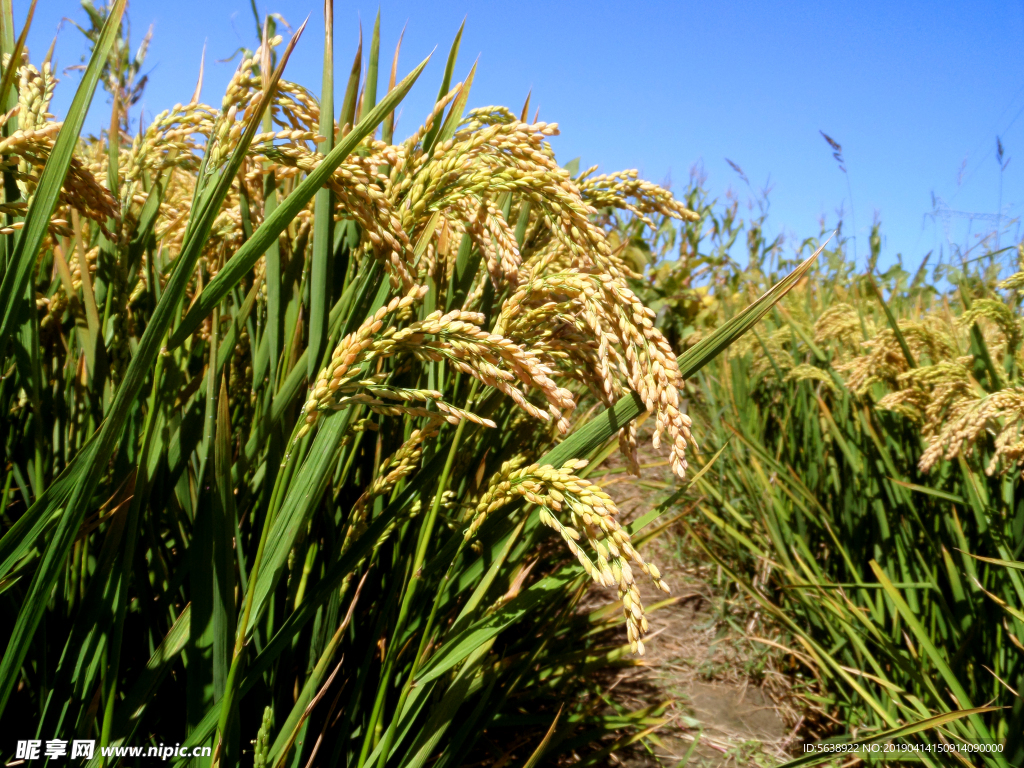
<box><xmin>8</xmin><ymin>29</ymin><xmax>698</xmax><ymax>656</ymax></box>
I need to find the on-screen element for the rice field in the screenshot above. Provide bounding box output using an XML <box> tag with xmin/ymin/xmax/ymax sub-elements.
<box><xmin>1</xmin><ymin>2</ymin><xmax>1020</xmax><ymax>767</ymax></box>
<box><xmin>621</xmin><ymin>171</ymin><xmax>1024</xmax><ymax>766</ymax></box>
<box><xmin>0</xmin><ymin>2</ymin><xmax>820</xmax><ymax>765</ymax></box>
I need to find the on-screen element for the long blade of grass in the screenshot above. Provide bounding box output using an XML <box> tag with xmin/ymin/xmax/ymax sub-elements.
<box><xmin>339</xmin><ymin>23</ymin><xmax>362</xmax><ymax>129</ymax></box>
<box><xmin>415</xmin><ymin>569</ymin><xmax>580</xmax><ymax>685</ymax></box>
<box><xmin>363</xmin><ymin>10</ymin><xmax>380</xmax><ymax>115</ymax></box>
<box><xmin>432</xmin><ymin>60</ymin><xmax>476</xmax><ymax>148</ymax></box>
<box><xmin>869</xmin><ymin>560</ymin><xmax>1004</xmax><ymax>757</ymax></box>
<box><xmin>677</xmin><ymin>237</ymin><xmax>830</xmax><ymax>379</ymax></box>
<box><xmin>382</xmin><ymin>25</ymin><xmax>404</xmax><ymax>144</ymax></box>
<box><xmin>965</xmin><ymin>552</ymin><xmax>1024</xmax><ymax>571</ymax></box>
<box><xmin>307</xmin><ymin>0</ymin><xmax>335</xmax><ymax>378</ymax></box>
<box><xmin>423</xmin><ymin>20</ymin><xmax>463</xmax><ymax>155</ymax></box>
<box><xmin>522</xmin><ymin>705</ymin><xmax>564</xmax><ymax>768</ymax></box>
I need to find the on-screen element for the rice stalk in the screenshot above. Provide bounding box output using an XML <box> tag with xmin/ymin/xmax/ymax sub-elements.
<box><xmin>642</xmin><ymin>177</ymin><xmax>1024</xmax><ymax>764</ymax></box>
<box><xmin>0</xmin><ymin>6</ymin><xmax>807</xmax><ymax>765</ymax></box>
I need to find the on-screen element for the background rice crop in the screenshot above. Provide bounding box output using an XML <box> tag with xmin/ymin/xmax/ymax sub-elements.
<box><xmin>624</xmin><ymin>169</ymin><xmax>1024</xmax><ymax>766</ymax></box>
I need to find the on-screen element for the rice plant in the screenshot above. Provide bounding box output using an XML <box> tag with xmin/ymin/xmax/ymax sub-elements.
<box><xmin>0</xmin><ymin>3</ymin><xmax>815</xmax><ymax>765</ymax></box>
<box><xmin>646</xmin><ymin>174</ymin><xmax>1024</xmax><ymax>765</ymax></box>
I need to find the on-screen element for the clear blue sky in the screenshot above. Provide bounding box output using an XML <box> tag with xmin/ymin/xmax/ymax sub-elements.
<box><xmin>12</xmin><ymin>0</ymin><xmax>1024</xmax><ymax>271</ymax></box>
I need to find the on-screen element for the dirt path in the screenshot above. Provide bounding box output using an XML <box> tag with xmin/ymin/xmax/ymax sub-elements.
<box><xmin>591</xmin><ymin>453</ymin><xmax>801</xmax><ymax>767</ymax></box>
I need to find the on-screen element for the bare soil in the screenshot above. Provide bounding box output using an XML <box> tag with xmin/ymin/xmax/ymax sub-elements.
<box><xmin>588</xmin><ymin>451</ymin><xmax>803</xmax><ymax>767</ymax></box>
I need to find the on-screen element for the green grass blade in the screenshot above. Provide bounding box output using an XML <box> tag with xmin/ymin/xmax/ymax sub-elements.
<box><xmin>522</xmin><ymin>707</ymin><xmax>564</xmax><ymax>768</ymax></box>
<box><xmin>0</xmin><ymin>0</ymin><xmax>15</xmax><ymax>108</ymax></box>
<box><xmin>382</xmin><ymin>26</ymin><xmax>404</xmax><ymax>145</ymax></box>
<box><xmin>246</xmin><ymin>410</ymin><xmax>352</xmax><ymax>630</ymax></box>
<box><xmin>448</xmin><ymin>518</ymin><xmax>527</xmax><ymax>637</ymax></box>
<box><xmin>308</xmin><ymin>0</ymin><xmax>335</xmax><ymax>379</ymax></box>
<box><xmin>396</xmin><ymin>645</ymin><xmax>497</xmax><ymax>768</ymax></box>
<box><xmin>213</xmin><ymin>381</ymin><xmax>237</xmax><ymax>699</ymax></box>
<box><xmin>965</xmin><ymin>553</ymin><xmax>1024</xmax><ymax>571</ymax></box>
<box><xmin>889</xmin><ymin>478</ymin><xmax>964</xmax><ymax>504</ymax></box>
<box><xmin>423</xmin><ymin>20</ymin><xmax>464</xmax><ymax>155</ymax></box>
<box><xmin>261</xmin><ymin>107</ymin><xmax>284</xmax><ymax>391</ymax></box>
<box><xmin>543</xmin><ymin>391</ymin><xmax>645</xmax><ymax>469</ymax></box>
<box><xmin>677</xmin><ymin>237</ymin><xmax>829</xmax><ymax>379</ymax></box>
<box><xmin>127</xmin><ymin>162</ymin><xmax>174</xmax><ymax>275</ymax></box>
<box><xmin>415</xmin><ymin>569</ymin><xmax>579</xmax><ymax>686</ymax></box>
<box><xmin>339</xmin><ymin>23</ymin><xmax>362</xmax><ymax>129</ymax></box>
<box><xmin>446</xmin><ymin>233</ymin><xmax>479</xmax><ymax>311</ymax></box>
<box><xmin>266</xmin><ymin>575</ymin><xmax>365</xmax><ymax>765</ymax></box>
<box><xmin>364</xmin><ymin>10</ymin><xmax>380</xmax><ymax>114</ymax></box>
<box><xmin>433</xmin><ymin>60</ymin><xmax>475</xmax><ymax>149</ymax></box>
<box><xmin>869</xmin><ymin>560</ymin><xmax>1004</xmax><ymax>757</ymax></box>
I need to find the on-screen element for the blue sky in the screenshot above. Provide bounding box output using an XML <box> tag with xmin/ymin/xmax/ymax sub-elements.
<box><xmin>12</xmin><ymin>0</ymin><xmax>1024</xmax><ymax>271</ymax></box>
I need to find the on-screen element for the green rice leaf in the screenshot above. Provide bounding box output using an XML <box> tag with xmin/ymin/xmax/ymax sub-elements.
<box><xmin>677</xmin><ymin>238</ymin><xmax>829</xmax><ymax>380</ymax></box>
<box><xmin>422</xmin><ymin>20</ymin><xmax>464</xmax><ymax>155</ymax></box>
<box><xmin>307</xmin><ymin>0</ymin><xmax>335</xmax><ymax>378</ymax></box>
